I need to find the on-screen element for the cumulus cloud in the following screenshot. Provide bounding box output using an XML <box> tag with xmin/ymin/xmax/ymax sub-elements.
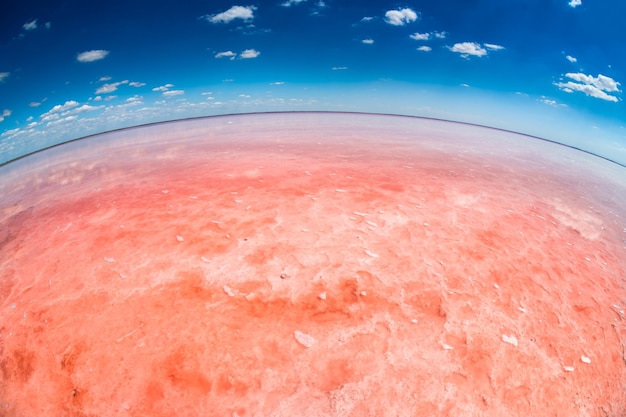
<box><xmin>162</xmin><ymin>90</ymin><xmax>185</xmax><ymax>97</ymax></box>
<box><xmin>449</xmin><ymin>42</ymin><xmax>487</xmax><ymax>57</ymax></box>
<box><xmin>204</xmin><ymin>5</ymin><xmax>256</xmax><ymax>23</ymax></box>
<box><xmin>129</xmin><ymin>81</ymin><xmax>146</xmax><ymax>87</ymax></box>
<box><xmin>417</xmin><ymin>46</ymin><xmax>432</xmax><ymax>52</ymax></box>
<box><xmin>152</xmin><ymin>84</ymin><xmax>174</xmax><ymax>92</ymax></box>
<box><xmin>215</xmin><ymin>51</ymin><xmax>237</xmax><ymax>59</ymax></box>
<box><xmin>96</xmin><ymin>80</ymin><xmax>129</xmax><ymax>94</ymax></box>
<box><xmin>77</xmin><ymin>50</ymin><xmax>110</xmax><ymax>63</ymax></box>
<box><xmin>0</xmin><ymin>72</ymin><xmax>9</xmax><ymax>83</ymax></box>
<box><xmin>410</xmin><ymin>32</ymin><xmax>430</xmax><ymax>41</ymax></box>
<box><xmin>566</xmin><ymin>55</ymin><xmax>577</xmax><ymax>63</ymax></box>
<box><xmin>410</xmin><ymin>31</ymin><xmax>446</xmax><ymax>41</ymax></box>
<box><xmin>555</xmin><ymin>72</ymin><xmax>621</xmax><ymax>102</ymax></box>
<box><xmin>23</xmin><ymin>19</ymin><xmax>38</xmax><ymax>31</ymax></box>
<box><xmin>384</xmin><ymin>8</ymin><xmax>418</xmax><ymax>26</ymax></box>
<box><xmin>449</xmin><ymin>42</ymin><xmax>504</xmax><ymax>58</ymax></box>
<box><xmin>568</xmin><ymin>0</ymin><xmax>582</xmax><ymax>7</ymax></box>
<box><xmin>362</xmin><ymin>39</ymin><xmax>374</xmax><ymax>44</ymax></box>
<box><xmin>240</xmin><ymin>49</ymin><xmax>260</xmax><ymax>59</ymax></box>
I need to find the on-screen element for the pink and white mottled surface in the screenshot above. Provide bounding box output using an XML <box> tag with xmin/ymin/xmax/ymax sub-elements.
<box><xmin>1</xmin><ymin>113</ymin><xmax>625</xmax><ymax>416</ymax></box>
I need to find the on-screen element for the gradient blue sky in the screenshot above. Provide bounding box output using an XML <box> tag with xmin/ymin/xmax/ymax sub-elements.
<box><xmin>1</xmin><ymin>0</ymin><xmax>625</xmax><ymax>164</ymax></box>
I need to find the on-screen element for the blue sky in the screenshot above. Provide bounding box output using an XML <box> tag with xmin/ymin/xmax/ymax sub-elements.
<box><xmin>1</xmin><ymin>0</ymin><xmax>625</xmax><ymax>165</ymax></box>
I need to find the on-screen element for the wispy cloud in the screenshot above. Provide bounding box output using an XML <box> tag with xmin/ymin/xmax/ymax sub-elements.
<box><xmin>99</xmin><ymin>76</ymin><xmax>112</xmax><ymax>81</ymax></box>
<box><xmin>568</xmin><ymin>0</ymin><xmax>582</xmax><ymax>7</ymax></box>
<box><xmin>0</xmin><ymin>109</ymin><xmax>12</xmax><ymax>123</ymax></box>
<box><xmin>163</xmin><ymin>90</ymin><xmax>185</xmax><ymax>97</ymax></box>
<box><xmin>449</xmin><ymin>42</ymin><xmax>504</xmax><ymax>58</ymax></box>
<box><xmin>281</xmin><ymin>0</ymin><xmax>307</xmax><ymax>6</ymax></box>
<box><xmin>96</xmin><ymin>80</ymin><xmax>129</xmax><ymax>94</ymax></box>
<box><xmin>539</xmin><ymin>97</ymin><xmax>567</xmax><ymax>107</ymax></box>
<box><xmin>484</xmin><ymin>43</ymin><xmax>504</xmax><ymax>51</ymax></box>
<box><xmin>565</xmin><ymin>55</ymin><xmax>577</xmax><ymax>63</ymax></box>
<box><xmin>204</xmin><ymin>5</ymin><xmax>256</xmax><ymax>23</ymax></box>
<box><xmin>129</xmin><ymin>81</ymin><xmax>146</xmax><ymax>87</ymax></box>
<box><xmin>332</xmin><ymin>66</ymin><xmax>348</xmax><ymax>70</ymax></box>
<box><xmin>362</xmin><ymin>39</ymin><xmax>374</xmax><ymax>44</ymax></box>
<box><xmin>29</xmin><ymin>98</ymin><xmax>47</xmax><ymax>107</ymax></box>
<box><xmin>361</xmin><ymin>17</ymin><xmax>374</xmax><ymax>22</ymax></box>
<box><xmin>152</xmin><ymin>84</ymin><xmax>174</xmax><ymax>92</ymax></box>
<box><xmin>555</xmin><ymin>72</ymin><xmax>621</xmax><ymax>102</ymax></box>
<box><xmin>239</xmin><ymin>49</ymin><xmax>260</xmax><ymax>59</ymax></box>
<box><xmin>384</xmin><ymin>8</ymin><xmax>419</xmax><ymax>26</ymax></box>
<box><xmin>417</xmin><ymin>46</ymin><xmax>432</xmax><ymax>52</ymax></box>
<box><xmin>77</xmin><ymin>50</ymin><xmax>110</xmax><ymax>63</ymax></box>
<box><xmin>23</xmin><ymin>19</ymin><xmax>38</xmax><ymax>31</ymax></box>
<box><xmin>215</xmin><ymin>51</ymin><xmax>237</xmax><ymax>59</ymax></box>
<box><xmin>0</xmin><ymin>72</ymin><xmax>9</xmax><ymax>83</ymax></box>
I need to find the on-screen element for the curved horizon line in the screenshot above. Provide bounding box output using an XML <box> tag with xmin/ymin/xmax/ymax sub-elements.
<box><xmin>1</xmin><ymin>110</ymin><xmax>624</xmax><ymax>169</ymax></box>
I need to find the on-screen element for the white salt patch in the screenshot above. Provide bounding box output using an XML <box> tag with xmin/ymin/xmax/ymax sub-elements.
<box><xmin>234</xmin><ymin>199</ymin><xmax>243</xmax><ymax>203</ymax></box>
<box><xmin>189</xmin><ymin>195</ymin><xmax>198</xmax><ymax>199</ymax></box>
<box><xmin>304</xmin><ymin>170</ymin><xmax>312</xmax><ymax>176</ymax></box>
<box><xmin>364</xmin><ymin>249</ymin><xmax>379</xmax><ymax>258</ymax></box>
<box><xmin>201</xmin><ymin>256</ymin><xmax>211</xmax><ymax>263</ymax></box>
<box><xmin>318</xmin><ymin>292</ymin><xmax>327</xmax><ymax>300</ymax></box>
<box><xmin>493</xmin><ymin>283</ymin><xmax>500</xmax><ymax>289</ymax></box>
<box><xmin>176</xmin><ymin>235</ymin><xmax>184</xmax><ymax>242</ymax></box>
<box><xmin>518</xmin><ymin>307</ymin><xmax>527</xmax><ymax>313</ymax></box>
<box><xmin>104</xmin><ymin>257</ymin><xmax>115</xmax><ymax>263</ymax></box>
<box><xmin>502</xmin><ymin>334</ymin><xmax>518</xmax><ymax>347</ymax></box>
<box><xmin>161</xmin><ymin>189</ymin><xmax>169</xmax><ymax>194</ymax></box>
<box><xmin>223</xmin><ymin>285</ymin><xmax>235</xmax><ymax>297</ymax></box>
<box><xmin>423</xmin><ymin>222</ymin><xmax>429</xmax><ymax>227</ymax></box>
<box><xmin>294</xmin><ymin>330</ymin><xmax>315</xmax><ymax>348</ymax></box>
<box><xmin>210</xmin><ymin>220</ymin><xmax>222</xmax><ymax>224</ymax></box>
<box><xmin>581</xmin><ymin>355</ymin><xmax>591</xmax><ymax>364</ymax></box>
<box><xmin>411</xmin><ymin>319</ymin><xmax>418</xmax><ymax>323</ymax></box>
<box><xmin>335</xmin><ymin>189</ymin><xmax>347</xmax><ymax>193</ymax></box>
<box><xmin>360</xmin><ymin>291</ymin><xmax>367</xmax><ymax>296</ymax></box>
<box><xmin>442</xmin><ymin>344</ymin><xmax>453</xmax><ymax>350</ymax></box>
<box><xmin>584</xmin><ymin>257</ymin><xmax>591</xmax><ymax>262</ymax></box>
<box><xmin>365</xmin><ymin>220</ymin><xmax>378</xmax><ymax>227</ymax></box>
<box><xmin>353</xmin><ymin>211</ymin><xmax>368</xmax><ymax>217</ymax></box>
<box><xmin>564</xmin><ymin>366</ymin><xmax>575</xmax><ymax>372</ymax></box>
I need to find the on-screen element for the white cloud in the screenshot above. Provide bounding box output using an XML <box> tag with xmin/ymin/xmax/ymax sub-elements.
<box><xmin>95</xmin><ymin>80</ymin><xmax>129</xmax><ymax>94</ymax></box>
<box><xmin>449</xmin><ymin>42</ymin><xmax>487</xmax><ymax>57</ymax></box>
<box><xmin>30</xmin><ymin>101</ymin><xmax>43</xmax><ymax>107</ymax></box>
<box><xmin>555</xmin><ymin>72</ymin><xmax>621</xmax><ymax>102</ymax></box>
<box><xmin>215</xmin><ymin>51</ymin><xmax>237</xmax><ymax>59</ymax></box>
<box><xmin>484</xmin><ymin>43</ymin><xmax>504</xmax><ymax>51</ymax></box>
<box><xmin>565</xmin><ymin>55</ymin><xmax>577</xmax><ymax>63</ymax></box>
<box><xmin>205</xmin><ymin>5</ymin><xmax>256</xmax><ymax>23</ymax></box>
<box><xmin>410</xmin><ymin>32</ymin><xmax>430</xmax><ymax>41</ymax></box>
<box><xmin>0</xmin><ymin>72</ymin><xmax>9</xmax><ymax>83</ymax></box>
<box><xmin>362</xmin><ymin>39</ymin><xmax>374</xmax><ymax>44</ymax></box>
<box><xmin>433</xmin><ymin>31</ymin><xmax>447</xmax><ymax>39</ymax></box>
<box><xmin>539</xmin><ymin>97</ymin><xmax>567</xmax><ymax>107</ymax></box>
<box><xmin>384</xmin><ymin>8</ymin><xmax>418</xmax><ymax>26</ymax></box>
<box><xmin>281</xmin><ymin>0</ymin><xmax>307</xmax><ymax>6</ymax></box>
<box><xmin>23</xmin><ymin>19</ymin><xmax>38</xmax><ymax>31</ymax></box>
<box><xmin>332</xmin><ymin>66</ymin><xmax>348</xmax><ymax>70</ymax></box>
<box><xmin>270</xmin><ymin>81</ymin><xmax>285</xmax><ymax>85</ymax></box>
<box><xmin>77</xmin><ymin>50</ymin><xmax>110</xmax><ymax>63</ymax></box>
<box><xmin>417</xmin><ymin>46</ymin><xmax>432</xmax><ymax>52</ymax></box>
<box><xmin>47</xmin><ymin>101</ymin><xmax>80</xmax><ymax>114</ymax></box>
<box><xmin>361</xmin><ymin>17</ymin><xmax>374</xmax><ymax>22</ymax></box>
<box><xmin>152</xmin><ymin>83</ymin><xmax>174</xmax><ymax>92</ymax></box>
<box><xmin>0</xmin><ymin>109</ymin><xmax>11</xmax><ymax>123</ymax></box>
<box><xmin>568</xmin><ymin>0</ymin><xmax>582</xmax><ymax>7</ymax></box>
<box><xmin>99</xmin><ymin>76</ymin><xmax>112</xmax><ymax>81</ymax></box>
<box><xmin>240</xmin><ymin>49</ymin><xmax>260</xmax><ymax>59</ymax></box>
<box><xmin>129</xmin><ymin>81</ymin><xmax>146</xmax><ymax>87</ymax></box>
<box><xmin>163</xmin><ymin>90</ymin><xmax>185</xmax><ymax>97</ymax></box>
